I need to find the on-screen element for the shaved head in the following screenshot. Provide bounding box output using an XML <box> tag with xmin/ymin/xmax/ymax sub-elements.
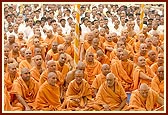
<box><xmin>139</xmin><ymin>83</ymin><xmax>149</xmax><ymax>98</ymax></box>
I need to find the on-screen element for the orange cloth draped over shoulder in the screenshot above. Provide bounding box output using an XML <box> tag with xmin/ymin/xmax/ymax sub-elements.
<box><xmin>103</xmin><ymin>41</ymin><xmax>115</xmax><ymax>58</ymax></box>
<box><xmin>62</xmin><ymin>79</ymin><xmax>92</xmax><ymax>109</ymax></box>
<box><xmin>55</xmin><ymin>61</ymin><xmax>70</xmax><ymax>83</ymax></box>
<box><xmin>129</xmin><ymin>88</ymin><xmax>159</xmax><ymax>111</ymax></box>
<box><xmin>151</xmin><ymin>75</ymin><xmax>164</xmax><ymax>97</ymax></box>
<box><xmin>150</xmin><ymin>63</ymin><xmax>159</xmax><ymax>74</ymax></box>
<box><xmin>4</xmin><ymin>86</ymin><xmax>13</xmax><ymax>111</ymax></box>
<box><xmin>19</xmin><ymin>60</ymin><xmax>33</xmax><ymax>74</ymax></box>
<box><xmin>83</xmin><ymin>60</ymin><xmax>102</xmax><ymax>85</ymax></box>
<box><xmin>4</xmin><ymin>72</ymin><xmax>19</xmax><ymax>91</ymax></box>
<box><xmin>30</xmin><ymin>67</ymin><xmax>44</xmax><ymax>82</ymax></box>
<box><xmin>133</xmin><ymin>66</ymin><xmax>155</xmax><ymax>90</ymax></box>
<box><xmin>111</xmin><ymin>60</ymin><xmax>133</xmax><ymax>91</ymax></box>
<box><xmin>93</xmin><ymin>81</ymin><xmax>128</xmax><ymax>110</ymax></box>
<box><xmin>34</xmin><ymin>81</ymin><xmax>61</xmax><ymax>111</ymax></box>
<box><xmin>98</xmin><ymin>54</ymin><xmax>111</xmax><ymax>65</ymax></box>
<box><xmin>10</xmin><ymin>77</ymin><xmax>39</xmax><ymax>110</ymax></box>
<box><xmin>91</xmin><ymin>73</ymin><xmax>106</xmax><ymax>90</ymax></box>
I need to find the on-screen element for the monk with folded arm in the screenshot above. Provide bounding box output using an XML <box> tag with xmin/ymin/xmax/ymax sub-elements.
<box><xmin>90</xmin><ymin>73</ymin><xmax>128</xmax><ymax>111</ymax></box>
<box><xmin>34</xmin><ymin>72</ymin><xmax>62</xmax><ymax>111</ymax></box>
<box><xmin>62</xmin><ymin>70</ymin><xmax>92</xmax><ymax>110</ymax></box>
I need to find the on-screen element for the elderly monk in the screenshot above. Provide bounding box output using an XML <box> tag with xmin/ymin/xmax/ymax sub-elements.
<box><xmin>19</xmin><ymin>49</ymin><xmax>34</xmax><ymax>74</ymax></box>
<box><xmin>45</xmin><ymin>41</ymin><xmax>58</xmax><ymax>62</ymax></box>
<box><xmin>151</xmin><ymin>66</ymin><xmax>164</xmax><ymax>99</ymax></box>
<box><xmin>4</xmin><ymin>63</ymin><xmax>19</xmax><ymax>91</ymax></box>
<box><xmin>90</xmin><ymin>73</ymin><xmax>128</xmax><ymax>111</ymax></box>
<box><xmin>96</xmin><ymin>49</ymin><xmax>110</xmax><ymax>65</ymax></box>
<box><xmin>83</xmin><ymin>52</ymin><xmax>102</xmax><ymax>85</ymax></box>
<box><xmin>34</xmin><ymin>72</ymin><xmax>61</xmax><ymax>111</ymax></box>
<box><xmin>39</xmin><ymin>60</ymin><xmax>62</xmax><ymax>86</ymax></box>
<box><xmin>150</xmin><ymin>53</ymin><xmax>164</xmax><ymax>74</ymax></box>
<box><xmin>10</xmin><ymin>67</ymin><xmax>39</xmax><ymax>111</ymax></box>
<box><xmin>133</xmin><ymin>56</ymin><xmax>155</xmax><ymax>90</ymax></box>
<box><xmin>129</xmin><ymin>83</ymin><xmax>164</xmax><ymax>111</ymax></box>
<box><xmin>111</xmin><ymin>50</ymin><xmax>134</xmax><ymax>92</ymax></box>
<box><xmin>30</xmin><ymin>55</ymin><xmax>45</xmax><ymax>82</ymax></box>
<box><xmin>146</xmin><ymin>50</ymin><xmax>157</xmax><ymax>67</ymax></box>
<box><xmin>62</xmin><ymin>70</ymin><xmax>92</xmax><ymax>110</ymax></box>
<box><xmin>92</xmin><ymin>64</ymin><xmax>111</xmax><ymax>97</ymax></box>
<box><xmin>133</xmin><ymin>43</ymin><xmax>148</xmax><ymax>64</ymax></box>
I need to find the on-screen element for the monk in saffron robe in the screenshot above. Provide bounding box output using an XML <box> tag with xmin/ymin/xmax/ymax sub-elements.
<box><xmin>4</xmin><ymin>63</ymin><xmax>19</xmax><ymax>91</ymax></box>
<box><xmin>19</xmin><ymin>49</ymin><xmax>34</xmax><ymax>74</ymax></box>
<box><xmin>10</xmin><ymin>67</ymin><xmax>39</xmax><ymax>111</ymax></box>
<box><xmin>34</xmin><ymin>72</ymin><xmax>61</xmax><ymax>111</ymax></box>
<box><xmin>39</xmin><ymin>60</ymin><xmax>62</xmax><ymax>86</ymax></box>
<box><xmin>150</xmin><ymin>53</ymin><xmax>164</xmax><ymax>74</ymax></box>
<box><xmin>86</xmin><ymin>38</ymin><xmax>104</xmax><ymax>59</ymax></box>
<box><xmin>62</xmin><ymin>70</ymin><xmax>92</xmax><ymax>110</ymax></box>
<box><xmin>92</xmin><ymin>64</ymin><xmax>111</xmax><ymax>97</ymax></box>
<box><xmin>96</xmin><ymin>50</ymin><xmax>110</xmax><ymax>65</ymax></box>
<box><xmin>8</xmin><ymin>43</ymin><xmax>21</xmax><ymax>63</ymax></box>
<box><xmin>110</xmin><ymin>47</ymin><xmax>124</xmax><ymax>64</ymax></box>
<box><xmin>111</xmin><ymin>50</ymin><xmax>134</xmax><ymax>92</ymax></box>
<box><xmin>146</xmin><ymin>50</ymin><xmax>157</xmax><ymax>67</ymax></box>
<box><xmin>45</xmin><ymin>42</ymin><xmax>58</xmax><ymax>62</ymax></box>
<box><xmin>90</xmin><ymin>73</ymin><xmax>128</xmax><ymax>111</ymax></box>
<box><xmin>133</xmin><ymin>43</ymin><xmax>148</xmax><ymax>64</ymax></box>
<box><xmin>151</xmin><ymin>66</ymin><xmax>164</xmax><ymax>98</ymax></box>
<box><xmin>63</xmin><ymin>35</ymin><xmax>74</xmax><ymax>58</ymax></box>
<box><xmin>44</xmin><ymin>29</ymin><xmax>60</xmax><ymax>51</ymax></box>
<box><xmin>83</xmin><ymin>52</ymin><xmax>102</xmax><ymax>85</ymax></box>
<box><xmin>133</xmin><ymin>56</ymin><xmax>155</xmax><ymax>90</ymax></box>
<box><xmin>55</xmin><ymin>53</ymin><xmax>70</xmax><ymax>84</ymax></box>
<box><xmin>129</xmin><ymin>83</ymin><xmax>164</xmax><ymax>111</ymax></box>
<box><xmin>103</xmin><ymin>34</ymin><xmax>115</xmax><ymax>57</ymax></box>
<box><xmin>30</xmin><ymin>55</ymin><xmax>45</xmax><ymax>82</ymax></box>
<box><xmin>29</xmin><ymin>38</ymin><xmax>46</xmax><ymax>60</ymax></box>
<box><xmin>133</xmin><ymin>34</ymin><xmax>145</xmax><ymax>53</ymax></box>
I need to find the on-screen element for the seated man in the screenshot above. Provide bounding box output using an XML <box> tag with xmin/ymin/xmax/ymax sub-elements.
<box><xmin>10</xmin><ymin>67</ymin><xmax>39</xmax><ymax>111</ymax></box>
<box><xmin>151</xmin><ymin>66</ymin><xmax>164</xmax><ymax>98</ymax></box>
<box><xmin>34</xmin><ymin>72</ymin><xmax>61</xmax><ymax>111</ymax></box>
<box><xmin>92</xmin><ymin>64</ymin><xmax>111</xmax><ymax>97</ymax></box>
<box><xmin>90</xmin><ymin>73</ymin><xmax>128</xmax><ymax>111</ymax></box>
<box><xmin>129</xmin><ymin>83</ymin><xmax>164</xmax><ymax>111</ymax></box>
<box><xmin>62</xmin><ymin>70</ymin><xmax>92</xmax><ymax>110</ymax></box>
<box><xmin>133</xmin><ymin>56</ymin><xmax>155</xmax><ymax>90</ymax></box>
<box><xmin>111</xmin><ymin>50</ymin><xmax>134</xmax><ymax>92</ymax></box>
